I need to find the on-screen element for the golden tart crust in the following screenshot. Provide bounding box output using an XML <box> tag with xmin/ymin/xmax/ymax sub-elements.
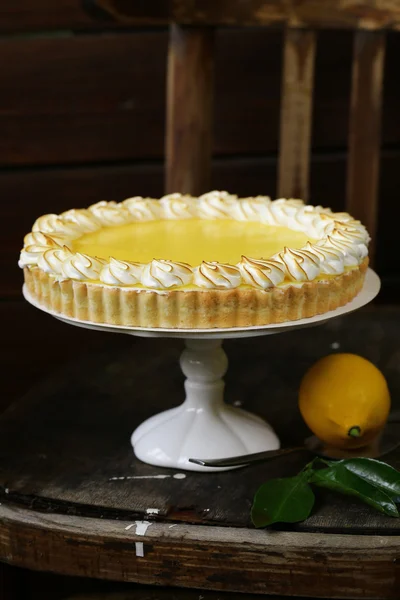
<box><xmin>23</xmin><ymin>259</ymin><xmax>368</xmax><ymax>329</ymax></box>
<box><xmin>19</xmin><ymin>192</ymin><xmax>370</xmax><ymax>329</ymax></box>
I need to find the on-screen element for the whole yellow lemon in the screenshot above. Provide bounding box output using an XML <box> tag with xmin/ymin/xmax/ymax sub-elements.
<box><xmin>299</xmin><ymin>353</ymin><xmax>391</xmax><ymax>449</ymax></box>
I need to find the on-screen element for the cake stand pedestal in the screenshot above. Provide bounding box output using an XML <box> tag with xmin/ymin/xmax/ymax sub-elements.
<box><xmin>23</xmin><ymin>268</ymin><xmax>380</xmax><ymax>472</ymax></box>
<box><xmin>131</xmin><ymin>338</ymin><xmax>280</xmax><ymax>470</ymax></box>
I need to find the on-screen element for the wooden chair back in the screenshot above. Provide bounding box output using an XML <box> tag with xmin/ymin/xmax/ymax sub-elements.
<box><xmin>94</xmin><ymin>0</ymin><xmax>400</xmax><ymax>264</ymax></box>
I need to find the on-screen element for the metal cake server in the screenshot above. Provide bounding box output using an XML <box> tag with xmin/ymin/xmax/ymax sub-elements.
<box><xmin>189</xmin><ymin>412</ymin><xmax>400</xmax><ymax>468</ymax></box>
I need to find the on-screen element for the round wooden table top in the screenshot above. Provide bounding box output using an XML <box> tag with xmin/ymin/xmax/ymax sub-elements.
<box><xmin>1</xmin><ymin>306</ymin><xmax>400</xmax><ymax>599</ymax></box>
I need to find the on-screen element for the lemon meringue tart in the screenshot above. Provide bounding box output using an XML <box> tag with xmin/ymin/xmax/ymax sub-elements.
<box><xmin>19</xmin><ymin>191</ymin><xmax>369</xmax><ymax>329</ymax></box>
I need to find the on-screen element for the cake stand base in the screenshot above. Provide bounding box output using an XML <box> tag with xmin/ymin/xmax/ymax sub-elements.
<box><xmin>131</xmin><ymin>339</ymin><xmax>279</xmax><ymax>471</ymax></box>
<box><xmin>22</xmin><ymin>269</ymin><xmax>381</xmax><ymax>473</ymax></box>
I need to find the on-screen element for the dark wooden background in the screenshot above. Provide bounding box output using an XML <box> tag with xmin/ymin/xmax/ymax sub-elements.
<box><xmin>1</xmin><ymin>5</ymin><xmax>400</xmax><ymax>598</ymax></box>
<box><xmin>2</xmin><ymin>4</ymin><xmax>400</xmax><ymax>405</ymax></box>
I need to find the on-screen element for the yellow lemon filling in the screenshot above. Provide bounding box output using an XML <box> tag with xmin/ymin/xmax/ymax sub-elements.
<box><xmin>72</xmin><ymin>219</ymin><xmax>314</xmax><ymax>265</ymax></box>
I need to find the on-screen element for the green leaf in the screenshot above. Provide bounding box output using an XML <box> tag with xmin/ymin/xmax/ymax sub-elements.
<box><xmin>251</xmin><ymin>475</ymin><xmax>315</xmax><ymax>527</ymax></box>
<box><xmin>310</xmin><ymin>463</ymin><xmax>399</xmax><ymax>517</ymax></box>
<box><xmin>337</xmin><ymin>458</ymin><xmax>400</xmax><ymax>500</ymax></box>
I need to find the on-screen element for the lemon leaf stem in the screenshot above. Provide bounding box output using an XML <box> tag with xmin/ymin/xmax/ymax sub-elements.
<box><xmin>348</xmin><ymin>426</ymin><xmax>362</xmax><ymax>438</ymax></box>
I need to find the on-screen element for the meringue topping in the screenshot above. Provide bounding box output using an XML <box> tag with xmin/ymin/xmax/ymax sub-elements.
<box><xmin>238</xmin><ymin>256</ymin><xmax>285</xmax><ymax>289</ymax></box>
<box><xmin>61</xmin><ymin>253</ymin><xmax>106</xmax><ymax>281</ymax></box>
<box><xmin>193</xmin><ymin>262</ymin><xmax>241</xmax><ymax>289</ymax></box>
<box><xmin>142</xmin><ymin>260</ymin><xmax>193</xmax><ymax>289</ymax></box>
<box><xmin>274</xmin><ymin>247</ymin><xmax>321</xmax><ymax>282</ymax></box>
<box><xmin>19</xmin><ymin>191</ymin><xmax>370</xmax><ymax>291</ymax></box>
<box><xmin>100</xmin><ymin>257</ymin><xmax>143</xmax><ymax>286</ymax></box>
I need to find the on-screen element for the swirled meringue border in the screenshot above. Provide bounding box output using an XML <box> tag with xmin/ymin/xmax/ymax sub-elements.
<box><xmin>19</xmin><ymin>191</ymin><xmax>370</xmax><ymax>292</ymax></box>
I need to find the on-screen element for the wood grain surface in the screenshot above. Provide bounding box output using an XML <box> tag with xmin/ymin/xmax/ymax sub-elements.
<box><xmin>346</xmin><ymin>31</ymin><xmax>386</xmax><ymax>265</ymax></box>
<box><xmin>0</xmin><ymin>32</ymin><xmax>168</xmax><ymax>166</ymax></box>
<box><xmin>1</xmin><ymin>503</ymin><xmax>400</xmax><ymax>598</ymax></box>
<box><xmin>1</xmin><ymin>307</ymin><xmax>400</xmax><ymax>534</ymax></box>
<box><xmin>6</xmin><ymin>29</ymin><xmax>400</xmax><ymax>166</ymax></box>
<box><xmin>26</xmin><ymin>558</ymin><xmax>340</xmax><ymax>599</ymax></box>
<box><xmin>166</xmin><ymin>26</ymin><xmax>214</xmax><ymax>194</ymax></box>
<box><xmin>61</xmin><ymin>592</ymin><xmax>307</xmax><ymax>600</ymax></box>
<box><xmin>0</xmin><ymin>0</ymin><xmax>119</xmax><ymax>32</ymax></box>
<box><xmin>0</xmin><ymin>301</ymin><xmax>133</xmax><ymax>414</ymax></box>
<box><xmin>27</xmin><ymin>569</ymin><xmax>319</xmax><ymax>600</ymax></box>
<box><xmin>61</xmin><ymin>587</ymin><xmax>315</xmax><ymax>600</ymax></box>
<box><xmin>93</xmin><ymin>0</ymin><xmax>400</xmax><ymax>30</ymax></box>
<box><xmin>0</xmin><ymin>29</ymin><xmax>399</xmax><ymax>167</ymax></box>
<box><xmin>278</xmin><ymin>28</ymin><xmax>316</xmax><ymax>200</ymax></box>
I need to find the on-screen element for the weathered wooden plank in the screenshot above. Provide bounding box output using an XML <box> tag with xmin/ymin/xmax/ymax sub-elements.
<box><xmin>0</xmin><ymin>503</ymin><xmax>399</xmax><ymax>598</ymax></box>
<box><xmin>0</xmin><ymin>29</ymin><xmax>272</xmax><ymax>165</ymax></box>
<box><xmin>0</xmin><ymin>301</ymin><xmax>133</xmax><ymax>414</ymax></box>
<box><xmin>93</xmin><ymin>0</ymin><xmax>400</xmax><ymax>29</ymax></box>
<box><xmin>61</xmin><ymin>589</ymin><xmax>298</xmax><ymax>600</ymax></box>
<box><xmin>60</xmin><ymin>588</ymin><xmax>369</xmax><ymax>600</ymax></box>
<box><xmin>346</xmin><ymin>31</ymin><xmax>386</xmax><ymax>265</ymax></box>
<box><xmin>63</xmin><ymin>586</ymin><xmax>247</xmax><ymax>600</ymax></box>
<box><xmin>0</xmin><ymin>0</ymin><xmax>126</xmax><ymax>32</ymax></box>
<box><xmin>0</xmin><ymin>33</ymin><xmax>168</xmax><ymax>166</ymax></box>
<box><xmin>0</xmin><ymin>30</ymin><xmax>399</xmax><ymax>166</ymax></box>
<box><xmin>29</xmin><ymin>570</ymin><xmax>315</xmax><ymax>599</ymax></box>
<box><xmin>165</xmin><ymin>25</ymin><xmax>214</xmax><ymax>194</ymax></box>
<box><xmin>278</xmin><ymin>28</ymin><xmax>316</xmax><ymax>200</ymax></box>
<box><xmin>63</xmin><ymin>593</ymin><xmax>270</xmax><ymax>600</ymax></box>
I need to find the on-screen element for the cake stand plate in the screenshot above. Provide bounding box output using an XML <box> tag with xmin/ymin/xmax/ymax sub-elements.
<box><xmin>23</xmin><ymin>269</ymin><xmax>380</xmax><ymax>471</ymax></box>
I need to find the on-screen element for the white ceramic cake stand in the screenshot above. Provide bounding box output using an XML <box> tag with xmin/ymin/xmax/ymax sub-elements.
<box><xmin>23</xmin><ymin>269</ymin><xmax>380</xmax><ymax>472</ymax></box>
